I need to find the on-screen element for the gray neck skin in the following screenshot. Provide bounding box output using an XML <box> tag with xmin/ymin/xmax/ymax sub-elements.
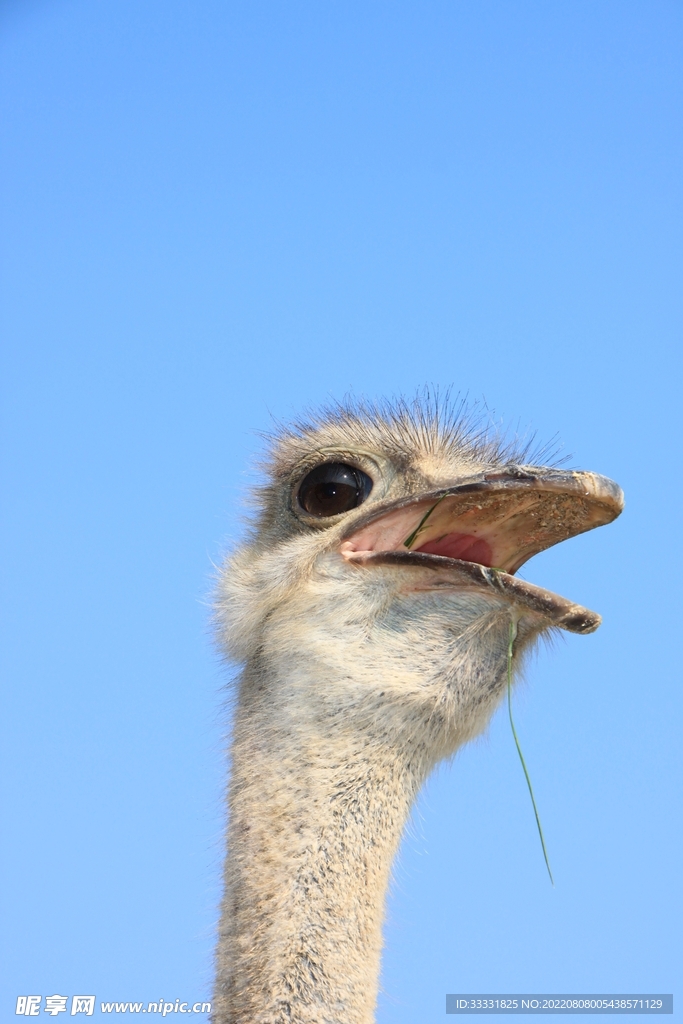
<box><xmin>213</xmin><ymin>660</ymin><xmax>436</xmax><ymax>1024</ymax></box>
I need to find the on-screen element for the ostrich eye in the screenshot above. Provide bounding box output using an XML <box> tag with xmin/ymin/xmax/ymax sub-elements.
<box><xmin>298</xmin><ymin>462</ymin><xmax>373</xmax><ymax>517</ymax></box>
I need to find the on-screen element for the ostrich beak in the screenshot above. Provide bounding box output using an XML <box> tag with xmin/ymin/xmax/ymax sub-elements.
<box><xmin>340</xmin><ymin>467</ymin><xmax>624</xmax><ymax>634</ymax></box>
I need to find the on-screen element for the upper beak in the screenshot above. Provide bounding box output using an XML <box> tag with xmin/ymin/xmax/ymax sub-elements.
<box><xmin>339</xmin><ymin>466</ymin><xmax>624</xmax><ymax>634</ymax></box>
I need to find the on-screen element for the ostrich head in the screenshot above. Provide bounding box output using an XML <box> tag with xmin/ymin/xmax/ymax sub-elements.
<box><xmin>214</xmin><ymin>396</ymin><xmax>623</xmax><ymax>1024</ymax></box>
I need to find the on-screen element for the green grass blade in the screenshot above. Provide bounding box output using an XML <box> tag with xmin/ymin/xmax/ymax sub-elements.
<box><xmin>403</xmin><ymin>493</ymin><xmax>448</xmax><ymax>549</ymax></box>
<box><xmin>507</xmin><ymin>619</ymin><xmax>554</xmax><ymax>886</ymax></box>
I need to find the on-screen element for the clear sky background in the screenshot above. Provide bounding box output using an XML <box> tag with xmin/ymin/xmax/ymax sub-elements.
<box><xmin>1</xmin><ymin>1</ymin><xmax>681</xmax><ymax>1020</ymax></box>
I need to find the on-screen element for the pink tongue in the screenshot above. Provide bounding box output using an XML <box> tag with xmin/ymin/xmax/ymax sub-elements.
<box><xmin>416</xmin><ymin>533</ymin><xmax>494</xmax><ymax>566</ymax></box>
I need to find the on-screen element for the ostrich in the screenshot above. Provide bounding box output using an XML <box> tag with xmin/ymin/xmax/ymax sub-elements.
<box><xmin>213</xmin><ymin>397</ymin><xmax>623</xmax><ymax>1024</ymax></box>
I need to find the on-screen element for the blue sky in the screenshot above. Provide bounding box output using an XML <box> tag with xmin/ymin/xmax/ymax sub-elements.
<box><xmin>1</xmin><ymin>1</ymin><xmax>681</xmax><ymax>1020</ymax></box>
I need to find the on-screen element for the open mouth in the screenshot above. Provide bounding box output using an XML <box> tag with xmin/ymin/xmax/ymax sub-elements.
<box><xmin>340</xmin><ymin>467</ymin><xmax>623</xmax><ymax>634</ymax></box>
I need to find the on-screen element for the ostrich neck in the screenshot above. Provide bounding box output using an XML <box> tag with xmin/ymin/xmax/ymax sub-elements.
<box><xmin>214</xmin><ymin>657</ymin><xmax>430</xmax><ymax>1024</ymax></box>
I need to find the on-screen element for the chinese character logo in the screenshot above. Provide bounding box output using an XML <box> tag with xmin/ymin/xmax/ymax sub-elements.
<box><xmin>70</xmin><ymin>997</ymin><xmax>95</xmax><ymax>1016</ymax></box>
<box><xmin>45</xmin><ymin>995</ymin><xmax>68</xmax><ymax>1016</ymax></box>
<box><xmin>15</xmin><ymin>996</ymin><xmax>41</xmax><ymax>1016</ymax></box>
